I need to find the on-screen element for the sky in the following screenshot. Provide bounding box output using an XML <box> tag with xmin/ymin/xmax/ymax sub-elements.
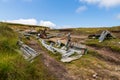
<box><xmin>0</xmin><ymin>0</ymin><xmax>120</xmax><ymax>28</ymax></box>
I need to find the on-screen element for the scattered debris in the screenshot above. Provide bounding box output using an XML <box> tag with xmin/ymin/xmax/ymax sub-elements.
<box><xmin>38</xmin><ymin>28</ymin><xmax>47</xmax><ymax>39</ymax></box>
<box><xmin>65</xmin><ymin>33</ymin><xmax>71</xmax><ymax>51</ymax></box>
<box><xmin>23</xmin><ymin>33</ymin><xmax>31</xmax><ymax>36</ymax></box>
<box><xmin>28</xmin><ymin>30</ymin><xmax>38</xmax><ymax>34</ymax></box>
<box><xmin>99</xmin><ymin>30</ymin><xmax>115</xmax><ymax>42</ymax></box>
<box><xmin>17</xmin><ymin>41</ymin><xmax>40</xmax><ymax>62</ymax></box>
<box><xmin>25</xmin><ymin>29</ymin><xmax>38</xmax><ymax>34</ymax></box>
<box><xmin>88</xmin><ymin>34</ymin><xmax>100</xmax><ymax>39</ymax></box>
<box><xmin>88</xmin><ymin>30</ymin><xmax>116</xmax><ymax>42</ymax></box>
<box><xmin>56</xmin><ymin>40</ymin><xmax>62</xmax><ymax>47</ymax></box>
<box><xmin>39</xmin><ymin>33</ymin><xmax>87</xmax><ymax>62</ymax></box>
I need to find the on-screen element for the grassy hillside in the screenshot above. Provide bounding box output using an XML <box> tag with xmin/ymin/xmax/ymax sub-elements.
<box><xmin>0</xmin><ymin>22</ymin><xmax>50</xmax><ymax>32</ymax></box>
<box><xmin>85</xmin><ymin>39</ymin><xmax>120</xmax><ymax>53</ymax></box>
<box><xmin>48</xmin><ymin>26</ymin><xmax>120</xmax><ymax>79</ymax></box>
<box><xmin>55</xmin><ymin>26</ymin><xmax>120</xmax><ymax>37</ymax></box>
<box><xmin>74</xmin><ymin>26</ymin><xmax>120</xmax><ymax>37</ymax></box>
<box><xmin>0</xmin><ymin>22</ymin><xmax>120</xmax><ymax>80</ymax></box>
<box><xmin>0</xmin><ymin>24</ymin><xmax>56</xmax><ymax>80</ymax></box>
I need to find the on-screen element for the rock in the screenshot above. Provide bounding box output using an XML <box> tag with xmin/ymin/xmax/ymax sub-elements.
<box><xmin>118</xmin><ymin>42</ymin><xmax>120</xmax><ymax>44</ymax></box>
<box><xmin>93</xmin><ymin>73</ymin><xmax>98</xmax><ymax>79</ymax></box>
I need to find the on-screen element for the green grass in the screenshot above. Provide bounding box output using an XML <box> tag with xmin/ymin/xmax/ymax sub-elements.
<box><xmin>56</xmin><ymin>26</ymin><xmax>120</xmax><ymax>38</ymax></box>
<box><xmin>0</xmin><ymin>24</ymin><xmax>56</xmax><ymax>80</ymax></box>
<box><xmin>67</xmin><ymin>50</ymin><xmax>106</xmax><ymax>68</ymax></box>
<box><xmin>85</xmin><ymin>39</ymin><xmax>120</xmax><ymax>53</ymax></box>
<box><xmin>65</xmin><ymin>50</ymin><xmax>120</xmax><ymax>80</ymax></box>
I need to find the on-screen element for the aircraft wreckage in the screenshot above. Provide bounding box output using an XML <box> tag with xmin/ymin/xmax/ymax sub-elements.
<box><xmin>17</xmin><ymin>29</ymin><xmax>87</xmax><ymax>63</ymax></box>
<box><xmin>38</xmin><ymin>33</ymin><xmax>88</xmax><ymax>63</ymax></box>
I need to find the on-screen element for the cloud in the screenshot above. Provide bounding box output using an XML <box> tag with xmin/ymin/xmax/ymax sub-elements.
<box><xmin>80</xmin><ymin>0</ymin><xmax>99</xmax><ymax>4</ymax></box>
<box><xmin>1</xmin><ymin>19</ymin><xmax>57</xmax><ymax>28</ymax></box>
<box><xmin>76</xmin><ymin>6</ymin><xmax>87</xmax><ymax>13</ymax></box>
<box><xmin>60</xmin><ymin>25</ymin><xmax>76</xmax><ymax>29</ymax></box>
<box><xmin>99</xmin><ymin>0</ymin><xmax>120</xmax><ymax>8</ymax></box>
<box><xmin>80</xmin><ymin>0</ymin><xmax>120</xmax><ymax>8</ymax></box>
<box><xmin>39</xmin><ymin>20</ymin><xmax>56</xmax><ymax>29</ymax></box>
<box><xmin>116</xmin><ymin>14</ymin><xmax>120</xmax><ymax>19</ymax></box>
<box><xmin>3</xmin><ymin>18</ymin><xmax>37</xmax><ymax>25</ymax></box>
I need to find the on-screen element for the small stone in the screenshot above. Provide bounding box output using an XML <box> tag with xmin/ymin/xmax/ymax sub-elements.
<box><xmin>93</xmin><ymin>73</ymin><xmax>98</xmax><ymax>78</ymax></box>
<box><xmin>92</xmin><ymin>37</ymin><xmax>95</xmax><ymax>39</ymax></box>
<box><xmin>118</xmin><ymin>42</ymin><xmax>120</xmax><ymax>44</ymax></box>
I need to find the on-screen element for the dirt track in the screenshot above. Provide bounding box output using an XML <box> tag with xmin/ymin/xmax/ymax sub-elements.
<box><xmin>69</xmin><ymin>35</ymin><xmax>120</xmax><ymax>64</ymax></box>
<box><xmin>87</xmin><ymin>46</ymin><xmax>120</xmax><ymax>65</ymax></box>
<box><xmin>49</xmin><ymin>35</ymin><xmax>120</xmax><ymax>65</ymax></box>
<box><xmin>27</xmin><ymin>40</ymin><xmax>74</xmax><ymax>80</ymax></box>
<box><xmin>26</xmin><ymin>35</ymin><xmax>120</xmax><ymax>80</ymax></box>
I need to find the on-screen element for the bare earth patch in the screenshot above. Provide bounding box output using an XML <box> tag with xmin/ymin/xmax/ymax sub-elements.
<box><xmin>26</xmin><ymin>39</ymin><xmax>74</xmax><ymax>80</ymax></box>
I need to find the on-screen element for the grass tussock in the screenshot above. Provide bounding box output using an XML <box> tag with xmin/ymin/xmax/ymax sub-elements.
<box><xmin>0</xmin><ymin>24</ymin><xmax>56</xmax><ymax>80</ymax></box>
<box><xmin>85</xmin><ymin>39</ymin><xmax>120</xmax><ymax>53</ymax></box>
